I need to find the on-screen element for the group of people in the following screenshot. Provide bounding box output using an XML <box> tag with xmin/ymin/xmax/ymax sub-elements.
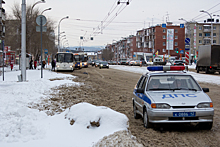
<box><xmin>29</xmin><ymin>59</ymin><xmax>38</xmax><ymax>69</ymax></box>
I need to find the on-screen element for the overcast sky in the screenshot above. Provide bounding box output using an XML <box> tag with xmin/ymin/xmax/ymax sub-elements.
<box><xmin>4</xmin><ymin>0</ymin><xmax>220</xmax><ymax>47</ymax></box>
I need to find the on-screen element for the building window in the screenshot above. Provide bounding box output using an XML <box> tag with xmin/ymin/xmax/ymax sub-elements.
<box><xmin>163</xmin><ymin>42</ymin><xmax>166</xmax><ymax>46</ymax></box>
<box><xmin>213</xmin><ymin>40</ymin><xmax>216</xmax><ymax>44</ymax></box>
<box><xmin>163</xmin><ymin>35</ymin><xmax>166</xmax><ymax>39</ymax></box>
<box><xmin>213</xmin><ymin>33</ymin><xmax>216</xmax><ymax>37</ymax></box>
<box><xmin>199</xmin><ymin>40</ymin><xmax>202</xmax><ymax>44</ymax></box>
<box><xmin>213</xmin><ymin>26</ymin><xmax>216</xmax><ymax>30</ymax></box>
<box><xmin>163</xmin><ymin>29</ymin><xmax>166</xmax><ymax>33</ymax></box>
<box><xmin>175</xmin><ymin>36</ymin><xmax>178</xmax><ymax>39</ymax></box>
<box><xmin>175</xmin><ymin>29</ymin><xmax>178</xmax><ymax>33</ymax></box>
<box><xmin>199</xmin><ymin>26</ymin><xmax>202</xmax><ymax>30</ymax></box>
<box><xmin>205</xmin><ymin>33</ymin><xmax>210</xmax><ymax>37</ymax></box>
<box><xmin>150</xmin><ymin>49</ymin><xmax>152</xmax><ymax>52</ymax></box>
<box><xmin>163</xmin><ymin>49</ymin><xmax>166</xmax><ymax>52</ymax></box>
<box><xmin>199</xmin><ymin>33</ymin><xmax>202</xmax><ymax>37</ymax></box>
<box><xmin>175</xmin><ymin>42</ymin><xmax>178</xmax><ymax>46</ymax></box>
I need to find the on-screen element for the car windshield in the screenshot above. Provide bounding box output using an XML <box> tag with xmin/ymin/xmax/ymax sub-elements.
<box><xmin>100</xmin><ymin>61</ymin><xmax>108</xmax><ymax>64</ymax></box>
<box><xmin>147</xmin><ymin>75</ymin><xmax>201</xmax><ymax>91</ymax></box>
<box><xmin>175</xmin><ymin>60</ymin><xmax>183</xmax><ymax>63</ymax></box>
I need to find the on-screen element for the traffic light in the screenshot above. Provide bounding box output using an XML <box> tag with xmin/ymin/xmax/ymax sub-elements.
<box><xmin>175</xmin><ymin>48</ymin><xmax>179</xmax><ymax>53</ymax></box>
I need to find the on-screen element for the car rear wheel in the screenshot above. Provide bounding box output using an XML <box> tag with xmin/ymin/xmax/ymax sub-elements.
<box><xmin>143</xmin><ymin>109</ymin><xmax>152</xmax><ymax>128</ymax></box>
<box><xmin>133</xmin><ymin>104</ymin><xmax>141</xmax><ymax>119</ymax></box>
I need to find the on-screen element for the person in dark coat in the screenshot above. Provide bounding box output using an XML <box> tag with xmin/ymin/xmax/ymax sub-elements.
<box><xmin>51</xmin><ymin>59</ymin><xmax>56</xmax><ymax>71</ymax></box>
<box><xmin>42</xmin><ymin>60</ymin><xmax>46</xmax><ymax>69</ymax></box>
<box><xmin>29</xmin><ymin>59</ymin><xmax>33</xmax><ymax>69</ymax></box>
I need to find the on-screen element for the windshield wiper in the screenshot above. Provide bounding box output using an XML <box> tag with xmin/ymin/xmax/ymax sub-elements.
<box><xmin>171</xmin><ymin>88</ymin><xmax>197</xmax><ymax>91</ymax></box>
<box><xmin>188</xmin><ymin>88</ymin><xmax>197</xmax><ymax>91</ymax></box>
<box><xmin>149</xmin><ymin>88</ymin><xmax>171</xmax><ymax>91</ymax></box>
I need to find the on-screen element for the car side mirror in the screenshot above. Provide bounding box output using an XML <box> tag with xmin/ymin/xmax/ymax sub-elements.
<box><xmin>202</xmin><ymin>88</ymin><xmax>209</xmax><ymax>93</ymax></box>
<box><xmin>136</xmin><ymin>88</ymin><xmax>144</xmax><ymax>93</ymax></box>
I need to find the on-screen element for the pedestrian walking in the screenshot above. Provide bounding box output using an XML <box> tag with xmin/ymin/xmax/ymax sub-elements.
<box><xmin>42</xmin><ymin>60</ymin><xmax>46</xmax><ymax>69</ymax></box>
<box><xmin>29</xmin><ymin>59</ymin><xmax>33</xmax><ymax>69</ymax></box>
<box><xmin>10</xmin><ymin>63</ymin><xmax>13</xmax><ymax>71</ymax></box>
<box><xmin>51</xmin><ymin>59</ymin><xmax>56</xmax><ymax>71</ymax></box>
<box><xmin>34</xmin><ymin>60</ymin><xmax>37</xmax><ymax>69</ymax></box>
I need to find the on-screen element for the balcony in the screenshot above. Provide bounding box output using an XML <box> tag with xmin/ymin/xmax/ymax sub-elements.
<box><xmin>203</xmin><ymin>29</ymin><xmax>211</xmax><ymax>32</ymax></box>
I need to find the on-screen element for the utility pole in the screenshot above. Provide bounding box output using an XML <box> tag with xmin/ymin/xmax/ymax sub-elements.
<box><xmin>0</xmin><ymin>0</ymin><xmax>5</xmax><ymax>81</ymax></box>
<box><xmin>21</xmin><ymin>0</ymin><xmax>26</xmax><ymax>81</ymax></box>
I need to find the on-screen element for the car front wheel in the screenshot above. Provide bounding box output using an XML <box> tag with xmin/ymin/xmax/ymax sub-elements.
<box><xmin>143</xmin><ymin>109</ymin><xmax>152</xmax><ymax>128</ymax></box>
<box><xmin>199</xmin><ymin>122</ymin><xmax>213</xmax><ymax>130</ymax></box>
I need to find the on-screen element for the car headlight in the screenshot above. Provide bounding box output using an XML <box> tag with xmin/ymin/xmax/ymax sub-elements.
<box><xmin>70</xmin><ymin>65</ymin><xmax>72</xmax><ymax>68</ymax></box>
<box><xmin>197</xmin><ymin>102</ymin><xmax>213</xmax><ymax>108</ymax></box>
<box><xmin>100</xmin><ymin>64</ymin><xmax>103</xmax><ymax>66</ymax></box>
<box><xmin>151</xmin><ymin>103</ymin><xmax>170</xmax><ymax>109</ymax></box>
<box><xmin>107</xmin><ymin>64</ymin><xmax>109</xmax><ymax>66</ymax></box>
<box><xmin>56</xmin><ymin>65</ymin><xmax>59</xmax><ymax>67</ymax></box>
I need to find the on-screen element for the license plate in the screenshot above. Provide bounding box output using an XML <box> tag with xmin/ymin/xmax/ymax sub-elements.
<box><xmin>173</xmin><ymin>112</ymin><xmax>196</xmax><ymax>117</ymax></box>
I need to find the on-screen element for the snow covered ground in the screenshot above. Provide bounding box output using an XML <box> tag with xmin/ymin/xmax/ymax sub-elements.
<box><xmin>110</xmin><ymin>64</ymin><xmax>220</xmax><ymax>86</ymax></box>
<box><xmin>0</xmin><ymin>63</ymin><xmax>219</xmax><ymax>147</ymax></box>
<box><xmin>0</xmin><ymin>65</ymin><xmax>133</xmax><ymax>147</ymax></box>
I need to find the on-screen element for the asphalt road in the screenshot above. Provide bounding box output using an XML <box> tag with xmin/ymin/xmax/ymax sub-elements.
<box><xmin>35</xmin><ymin>65</ymin><xmax>220</xmax><ymax>147</ymax></box>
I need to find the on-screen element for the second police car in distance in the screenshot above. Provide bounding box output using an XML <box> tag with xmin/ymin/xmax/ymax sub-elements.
<box><xmin>133</xmin><ymin>66</ymin><xmax>214</xmax><ymax>130</ymax></box>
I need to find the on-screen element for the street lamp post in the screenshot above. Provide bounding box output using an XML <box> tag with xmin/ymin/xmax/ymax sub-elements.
<box><xmin>31</xmin><ymin>0</ymin><xmax>45</xmax><ymax>11</ymax></box>
<box><xmin>200</xmin><ymin>10</ymin><xmax>213</xmax><ymax>45</ymax></box>
<box><xmin>58</xmin><ymin>16</ymin><xmax>69</xmax><ymax>52</ymax></box>
<box><xmin>41</xmin><ymin>8</ymin><xmax>51</xmax><ymax>14</ymax></box>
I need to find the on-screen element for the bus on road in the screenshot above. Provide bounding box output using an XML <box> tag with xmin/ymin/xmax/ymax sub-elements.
<box><xmin>55</xmin><ymin>52</ymin><xmax>75</xmax><ymax>71</ymax></box>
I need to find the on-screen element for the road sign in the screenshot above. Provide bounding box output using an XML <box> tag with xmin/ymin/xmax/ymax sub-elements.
<box><xmin>180</xmin><ymin>24</ymin><xmax>184</xmax><ymax>28</ymax></box>
<box><xmin>162</xmin><ymin>24</ymin><xmax>166</xmax><ymax>28</ymax></box>
<box><xmin>36</xmin><ymin>26</ymin><xmax>47</xmax><ymax>32</ymax></box>
<box><xmin>44</xmin><ymin>49</ymin><xmax>48</xmax><ymax>54</ymax></box>
<box><xmin>36</xmin><ymin>15</ymin><xmax>47</xmax><ymax>26</ymax></box>
<box><xmin>185</xmin><ymin>43</ymin><xmax>190</xmax><ymax>50</ymax></box>
<box><xmin>180</xmin><ymin>50</ymin><xmax>184</xmax><ymax>54</ymax></box>
<box><xmin>185</xmin><ymin>38</ymin><xmax>190</xmax><ymax>43</ymax></box>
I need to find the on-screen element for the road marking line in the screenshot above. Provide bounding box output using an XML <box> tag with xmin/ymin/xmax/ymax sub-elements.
<box><xmin>94</xmin><ymin>69</ymin><xmax>104</xmax><ymax>79</ymax></box>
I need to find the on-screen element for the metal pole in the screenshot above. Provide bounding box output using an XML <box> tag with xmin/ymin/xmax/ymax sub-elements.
<box><xmin>21</xmin><ymin>0</ymin><xmax>26</xmax><ymax>81</ymax></box>
<box><xmin>211</xmin><ymin>16</ymin><xmax>213</xmax><ymax>45</ymax></box>
<box><xmin>58</xmin><ymin>23</ymin><xmax>60</xmax><ymax>52</ymax></box>
<box><xmin>0</xmin><ymin>1</ymin><xmax>4</xmax><ymax>81</ymax></box>
<box><xmin>40</xmin><ymin>17</ymin><xmax>43</xmax><ymax>78</ymax></box>
<box><xmin>2</xmin><ymin>40</ymin><xmax>4</xmax><ymax>81</ymax></box>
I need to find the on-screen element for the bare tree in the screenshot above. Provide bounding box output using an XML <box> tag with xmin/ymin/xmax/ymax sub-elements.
<box><xmin>5</xmin><ymin>3</ymin><xmax>56</xmax><ymax>60</ymax></box>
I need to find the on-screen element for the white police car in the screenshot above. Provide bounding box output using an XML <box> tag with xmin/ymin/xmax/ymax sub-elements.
<box><xmin>133</xmin><ymin>66</ymin><xmax>214</xmax><ymax>129</ymax></box>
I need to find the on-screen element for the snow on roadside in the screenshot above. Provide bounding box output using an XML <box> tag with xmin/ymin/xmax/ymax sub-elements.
<box><xmin>110</xmin><ymin>65</ymin><xmax>220</xmax><ymax>85</ymax></box>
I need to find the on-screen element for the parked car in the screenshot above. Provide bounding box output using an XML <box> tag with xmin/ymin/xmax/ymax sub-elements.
<box><xmin>133</xmin><ymin>65</ymin><xmax>214</xmax><ymax>129</ymax></box>
<box><xmin>110</xmin><ymin>61</ymin><xmax>117</xmax><ymax>65</ymax></box>
<box><xmin>133</xmin><ymin>60</ymin><xmax>142</xmax><ymax>66</ymax></box>
<box><xmin>172</xmin><ymin>60</ymin><xmax>185</xmax><ymax>66</ymax></box>
<box><xmin>129</xmin><ymin>60</ymin><xmax>135</xmax><ymax>66</ymax></box>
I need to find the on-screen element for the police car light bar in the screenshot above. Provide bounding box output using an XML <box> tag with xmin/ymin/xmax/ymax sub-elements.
<box><xmin>147</xmin><ymin>66</ymin><xmax>186</xmax><ymax>71</ymax></box>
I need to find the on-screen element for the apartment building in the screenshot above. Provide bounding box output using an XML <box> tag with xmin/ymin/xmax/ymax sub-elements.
<box><xmin>136</xmin><ymin>22</ymin><xmax>185</xmax><ymax>59</ymax></box>
<box><xmin>186</xmin><ymin>19</ymin><xmax>220</xmax><ymax>58</ymax></box>
<box><xmin>110</xmin><ymin>35</ymin><xmax>137</xmax><ymax>61</ymax></box>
